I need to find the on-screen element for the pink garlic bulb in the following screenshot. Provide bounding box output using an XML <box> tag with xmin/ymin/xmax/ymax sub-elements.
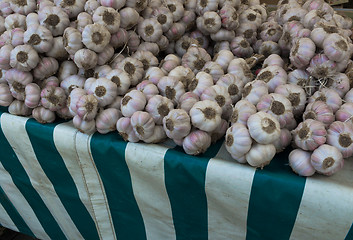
<box><xmin>160</xmin><ymin>54</ymin><xmax>180</xmax><ymax>74</ymax></box>
<box><xmin>57</xmin><ymin>60</ymin><xmax>78</xmax><ymax>81</ymax></box>
<box><xmin>56</xmin><ymin>106</ymin><xmax>73</xmax><ymax>120</ymax></box>
<box><xmin>9</xmin><ymin>100</ymin><xmax>32</xmax><ymax>116</ymax></box>
<box><xmin>327</xmin><ymin>73</ymin><xmax>350</xmax><ymax>98</ymax></box>
<box><xmin>73</xmin><ymin>115</ymin><xmax>96</xmax><ymax>134</ymax></box>
<box><xmin>213</xmin><ymin>50</ymin><xmax>234</xmax><ymax>72</ymax></box>
<box><xmin>303</xmin><ymin>101</ymin><xmax>334</xmax><ymax>127</ymax></box>
<box><xmin>190</xmin><ymin>100</ymin><xmax>222</xmax><ymax>132</ymax></box>
<box><xmin>327</xmin><ymin>121</ymin><xmax>353</xmax><ymax>158</ymax></box>
<box><xmin>242</xmin><ymin>80</ymin><xmax>269</xmax><ymax>105</ymax></box>
<box><xmin>290</xmin><ymin>38</ymin><xmax>316</xmax><ymax>69</ymax></box>
<box><xmin>289</xmin><ymin>149</ymin><xmax>316</xmax><ymax>177</ymax></box>
<box><xmin>255</xmin><ymin>65</ymin><xmax>287</xmax><ymax>93</ymax></box>
<box><xmin>308</xmin><ymin>88</ymin><xmax>342</xmax><ymax>113</ymax></box>
<box><xmin>247</xmin><ymin>111</ymin><xmax>281</xmax><ymax>144</ymax></box>
<box><xmin>0</xmin><ymin>44</ymin><xmax>13</xmax><ymax>70</ymax></box>
<box><xmin>274</xmin><ymin>84</ymin><xmax>307</xmax><ymax>116</ymax></box>
<box><xmin>116</xmin><ymin>117</ymin><xmax>139</xmax><ymax>142</ymax></box>
<box><xmin>40</xmin><ymin>86</ymin><xmax>66</xmax><ymax>111</ymax></box>
<box><xmin>86</xmin><ymin>77</ymin><xmax>118</xmax><ymax>107</ymax></box>
<box><xmin>120</xmin><ymin>90</ymin><xmax>146</xmax><ymax>117</ymax></box>
<box><xmin>143</xmin><ymin>125</ymin><xmax>167</xmax><ymax>144</ymax></box>
<box><xmin>210</xmin><ymin>119</ymin><xmax>228</xmax><ymax>143</ymax></box>
<box><xmin>10</xmin><ymin>44</ymin><xmax>39</xmax><ymax>72</ymax></box>
<box><xmin>182</xmin><ymin>46</ymin><xmax>211</xmax><ymax>74</ymax></box>
<box><xmin>227</xmin><ymin>58</ymin><xmax>253</xmax><ymax>84</ymax></box>
<box><xmin>24</xmin><ymin>83</ymin><xmax>41</xmax><ymax>108</ymax></box>
<box><xmin>177</xmin><ymin>92</ymin><xmax>199</xmax><ymax>114</ymax></box>
<box><xmin>216</xmin><ymin>73</ymin><xmax>244</xmax><ymax>104</ymax></box>
<box><xmin>130</xmin><ymin>111</ymin><xmax>156</xmax><ymax>141</ymax></box>
<box><xmin>201</xmin><ymin>61</ymin><xmax>224</xmax><ymax>83</ymax></box>
<box><xmin>96</xmin><ymin>108</ymin><xmax>122</xmax><ymax>134</ymax></box>
<box><xmin>76</xmin><ymin>94</ymin><xmax>99</xmax><ymax>121</ymax></box>
<box><xmin>68</xmin><ymin>88</ymin><xmax>86</xmax><ymax>115</ymax></box>
<box><xmin>145</xmin><ymin>67</ymin><xmax>165</xmax><ymax>85</ymax></box>
<box><xmin>182</xmin><ymin>130</ymin><xmax>211</xmax><ymax>155</ymax></box>
<box><xmin>61</xmin><ymin>75</ymin><xmax>85</xmax><ymax>95</ymax></box>
<box><xmin>105</xmin><ymin>69</ymin><xmax>131</xmax><ymax>96</ymax></box>
<box><xmin>163</xmin><ymin>109</ymin><xmax>191</xmax><ymax>140</ymax></box>
<box><xmin>336</xmin><ymin>103</ymin><xmax>353</xmax><ymax>123</ymax></box>
<box><xmin>230</xmin><ymin>36</ymin><xmax>253</xmax><ymax>58</ymax></box>
<box><xmin>230</xmin><ymin>99</ymin><xmax>257</xmax><ymax>126</ymax></box>
<box><xmin>262</xmin><ymin>54</ymin><xmax>285</xmax><ymax>68</ymax></box>
<box><xmin>245</xmin><ymin>143</ymin><xmax>276</xmax><ymax>168</ymax></box>
<box><xmin>225</xmin><ymin>123</ymin><xmax>252</xmax><ymax>161</ymax></box>
<box><xmin>157</xmin><ymin>76</ymin><xmax>185</xmax><ymax>105</ymax></box>
<box><xmin>311</xmin><ymin>144</ymin><xmax>344</xmax><ymax>176</ymax></box>
<box><xmin>33</xmin><ymin>57</ymin><xmax>59</xmax><ymax>80</ymax></box>
<box><xmin>188</xmin><ymin>72</ymin><xmax>213</xmax><ymax>97</ymax></box>
<box><xmin>168</xmin><ymin>66</ymin><xmax>195</xmax><ymax>91</ymax></box>
<box><xmin>306</xmin><ymin>53</ymin><xmax>337</xmax><ymax>79</ymax></box>
<box><xmin>146</xmin><ymin>95</ymin><xmax>174</xmax><ymax>124</ymax></box>
<box><xmin>292</xmin><ymin>119</ymin><xmax>327</xmax><ymax>151</ymax></box>
<box><xmin>136</xmin><ymin>80</ymin><xmax>159</xmax><ymax>101</ymax></box>
<box><xmin>32</xmin><ymin>106</ymin><xmax>56</xmax><ymax>124</ymax></box>
<box><xmin>0</xmin><ymin>83</ymin><xmax>13</xmax><ymax>106</ymax></box>
<box><xmin>201</xmin><ymin>85</ymin><xmax>232</xmax><ymax>114</ymax></box>
<box><xmin>323</xmin><ymin>33</ymin><xmax>350</xmax><ymax>63</ymax></box>
<box><xmin>41</xmin><ymin>76</ymin><xmax>59</xmax><ymax>89</ymax></box>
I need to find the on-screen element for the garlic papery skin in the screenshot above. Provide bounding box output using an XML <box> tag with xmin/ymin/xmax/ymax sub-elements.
<box><xmin>38</xmin><ymin>6</ymin><xmax>70</xmax><ymax>36</ymax></box>
<box><xmin>74</xmin><ymin>48</ymin><xmax>98</xmax><ymax>70</ymax></box>
<box><xmin>196</xmin><ymin>11</ymin><xmax>222</xmax><ymax>35</ymax></box>
<box><xmin>255</xmin><ymin>65</ymin><xmax>287</xmax><ymax>93</ymax></box>
<box><xmin>40</xmin><ymin>86</ymin><xmax>66</xmax><ymax>111</ymax></box>
<box><xmin>5</xmin><ymin>13</ymin><xmax>26</xmax><ymax>30</ymax></box>
<box><xmin>246</xmin><ymin>143</ymin><xmax>276</xmax><ymax>168</ymax></box>
<box><xmin>225</xmin><ymin>123</ymin><xmax>252</xmax><ymax>159</ymax></box>
<box><xmin>0</xmin><ymin>45</ymin><xmax>13</xmax><ymax>70</ymax></box>
<box><xmin>119</xmin><ymin>7</ymin><xmax>139</xmax><ymax>30</ymax></box>
<box><xmin>230</xmin><ymin>36</ymin><xmax>253</xmax><ymax>58</ymax></box>
<box><xmin>61</xmin><ymin>75</ymin><xmax>85</xmax><ymax>95</ymax></box>
<box><xmin>160</xmin><ymin>54</ymin><xmax>181</xmax><ymax>74</ymax></box>
<box><xmin>143</xmin><ymin>125</ymin><xmax>167</xmax><ymax>144</ymax></box>
<box><xmin>188</xmin><ymin>72</ymin><xmax>213</xmax><ymax>97</ymax></box>
<box><xmin>306</xmin><ymin>54</ymin><xmax>337</xmax><ymax>79</ymax></box>
<box><xmin>121</xmin><ymin>90</ymin><xmax>146</xmax><ymax>117</ymax></box>
<box><xmin>259</xmin><ymin>41</ymin><xmax>281</xmax><ymax>58</ymax></box>
<box><xmin>288</xmin><ymin>149</ymin><xmax>316</xmax><ymax>177</ymax></box>
<box><xmin>310</xmin><ymin>24</ymin><xmax>337</xmax><ymax>49</ymax></box>
<box><xmin>77</xmin><ymin>12</ymin><xmax>93</xmax><ymax>32</ymax></box>
<box><xmin>94</xmin><ymin>65</ymin><xmax>112</xmax><ymax>79</ymax></box>
<box><xmin>262</xmin><ymin>54</ymin><xmax>285</xmax><ymax>68</ymax></box>
<box><xmin>227</xmin><ymin>58</ymin><xmax>253</xmax><ymax>84</ymax></box>
<box><xmin>82</xmin><ymin>23</ymin><xmax>111</xmax><ymax>53</ymax></box>
<box><xmin>292</xmin><ymin>119</ymin><xmax>327</xmax><ymax>151</ymax></box>
<box><xmin>33</xmin><ymin>57</ymin><xmax>59</xmax><ymax>80</ymax></box>
<box><xmin>63</xmin><ymin>27</ymin><xmax>82</xmax><ymax>56</ymax></box>
<box><xmin>256</xmin><ymin>93</ymin><xmax>294</xmax><ymax>129</ymax></box>
<box><xmin>274</xmin><ymin>84</ymin><xmax>307</xmax><ymax>116</ymax></box>
<box><xmin>116</xmin><ymin>117</ymin><xmax>139</xmax><ymax>142</ymax></box>
<box><xmin>213</xmin><ymin>50</ymin><xmax>234</xmax><ymax>72</ymax></box>
<box><xmin>116</xmin><ymin>57</ymin><xmax>144</xmax><ymax>86</ymax></box>
<box><xmin>104</xmin><ymin>69</ymin><xmax>131</xmax><ymax>96</ymax></box>
<box><xmin>99</xmin><ymin>0</ymin><xmax>126</xmax><ymax>10</ymax></box>
<box><xmin>32</xmin><ymin>106</ymin><xmax>56</xmax><ymax>124</ymax></box>
<box><xmin>92</xmin><ymin>6</ymin><xmax>121</xmax><ymax>34</ymax></box>
<box><xmin>219</xmin><ymin>4</ymin><xmax>239</xmax><ymax>31</ymax></box>
<box><xmin>157</xmin><ymin>76</ymin><xmax>185</xmax><ymax>105</ymax></box>
<box><xmin>247</xmin><ymin>111</ymin><xmax>281</xmax><ymax>144</ymax></box>
<box><xmin>68</xmin><ymin>88</ymin><xmax>86</xmax><ymax>115</ymax></box>
<box><xmin>210</xmin><ymin>118</ymin><xmax>227</xmax><ymax>143</ymax></box>
<box><xmin>76</xmin><ymin>94</ymin><xmax>99</xmax><ymax>121</ymax></box>
<box><xmin>290</xmin><ymin>37</ymin><xmax>316</xmax><ymax>69</ymax></box>
<box><xmin>273</xmin><ymin>128</ymin><xmax>292</xmax><ymax>153</ymax></box>
<box><xmin>327</xmin><ymin>121</ymin><xmax>353</xmax><ymax>158</ymax></box>
<box><xmin>151</xmin><ymin>6</ymin><xmax>173</xmax><ymax>33</ymax></box>
<box><xmin>242</xmin><ymin>80</ymin><xmax>269</xmax><ymax>106</ymax></box>
<box><xmin>177</xmin><ymin>92</ymin><xmax>199</xmax><ymax>114</ymax></box>
<box><xmin>216</xmin><ymin>73</ymin><xmax>244</xmax><ymax>104</ymax></box>
<box><xmin>110</xmin><ymin>28</ymin><xmax>128</xmax><ymax>48</ymax></box>
<box><xmin>137</xmin><ymin>18</ymin><xmax>163</xmax><ymax>43</ymax></box>
<box><xmin>303</xmin><ymin>101</ymin><xmax>334</xmax><ymax>127</ymax></box>
<box><xmin>175</xmin><ymin>36</ymin><xmax>198</xmax><ymax>57</ymax></box>
<box><xmin>168</xmin><ymin>66</ymin><xmax>195</xmax><ymax>91</ymax></box>
<box><xmin>136</xmin><ymin>80</ymin><xmax>159</xmax><ymax>101</ymax></box>
<box><xmin>336</xmin><ymin>103</ymin><xmax>353</xmax><ymax>123</ymax></box>
<box><xmin>54</xmin><ymin>0</ymin><xmax>85</xmax><ymax>18</ymax></box>
<box><xmin>9</xmin><ymin>100</ymin><xmax>32</xmax><ymax>116</ymax></box>
<box><xmin>311</xmin><ymin>144</ymin><xmax>344</xmax><ymax>176</ymax></box>
<box><xmin>86</xmin><ymin>77</ymin><xmax>118</xmax><ymax>107</ymax></box>
<box><xmin>24</xmin><ymin>83</ymin><xmax>40</xmax><ymax>108</ymax></box>
<box><xmin>308</xmin><ymin>88</ymin><xmax>342</xmax><ymax>114</ymax></box>
<box><xmin>96</xmin><ymin>108</ymin><xmax>121</xmax><ymax>134</ymax></box>
<box><xmin>182</xmin><ymin>130</ymin><xmax>211</xmax><ymax>155</ymax></box>
<box><xmin>190</xmin><ymin>100</ymin><xmax>222</xmax><ymax>132</ymax></box>
<box><xmin>201</xmin><ymin>61</ymin><xmax>224</xmax><ymax>83</ymax></box>
<box><xmin>46</xmin><ymin>37</ymin><xmax>68</xmax><ymax>60</ymax></box>
<box><xmin>73</xmin><ymin>115</ymin><xmax>96</xmax><ymax>134</ymax></box>
<box><xmin>144</xmin><ymin>67</ymin><xmax>165</xmax><ymax>85</ymax></box>
<box><xmin>323</xmin><ymin>33</ymin><xmax>350</xmax><ymax>63</ymax></box>
<box><xmin>146</xmin><ymin>95</ymin><xmax>174</xmax><ymax>124</ymax></box>
<box><xmin>130</xmin><ymin>111</ymin><xmax>156</xmax><ymax>141</ymax></box>
<box><xmin>10</xmin><ymin>44</ymin><xmax>39</xmax><ymax>72</ymax></box>
<box><xmin>132</xmin><ymin>50</ymin><xmax>159</xmax><ymax>71</ymax></box>
<box><xmin>0</xmin><ymin>1</ymin><xmax>12</xmax><ymax>17</ymax></box>
<box><xmin>182</xmin><ymin>46</ymin><xmax>211</xmax><ymax>74</ymax></box>
<box><xmin>12</xmin><ymin>0</ymin><xmax>35</xmax><ymax>15</ymax></box>
<box><xmin>163</xmin><ymin>108</ymin><xmax>191</xmax><ymax>140</ymax></box>
<box><xmin>230</xmin><ymin>99</ymin><xmax>256</xmax><ymax>126</ymax></box>
<box><xmin>9</xmin><ymin>28</ymin><xmax>25</xmax><ymax>47</ymax></box>
<box><xmin>24</xmin><ymin>25</ymin><xmax>53</xmax><ymax>53</ymax></box>
<box><xmin>201</xmin><ymin>85</ymin><xmax>232</xmax><ymax>113</ymax></box>
<box><xmin>0</xmin><ymin>83</ymin><xmax>13</xmax><ymax>106</ymax></box>
<box><xmin>327</xmin><ymin>73</ymin><xmax>350</xmax><ymax>98</ymax></box>
<box><xmin>259</xmin><ymin>22</ymin><xmax>282</xmax><ymax>43</ymax></box>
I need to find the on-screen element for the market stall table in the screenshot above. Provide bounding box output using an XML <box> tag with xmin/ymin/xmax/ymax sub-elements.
<box><xmin>0</xmin><ymin>107</ymin><xmax>352</xmax><ymax>240</ymax></box>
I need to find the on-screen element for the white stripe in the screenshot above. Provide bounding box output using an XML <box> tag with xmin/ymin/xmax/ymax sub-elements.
<box><xmin>290</xmin><ymin>158</ymin><xmax>353</xmax><ymax>240</ymax></box>
<box><xmin>0</xmin><ymin>161</ymin><xmax>49</xmax><ymax>240</ymax></box>
<box><xmin>205</xmin><ymin>142</ymin><xmax>256</xmax><ymax>240</ymax></box>
<box><xmin>1</xmin><ymin>113</ymin><xmax>84</xmax><ymax>240</ymax></box>
<box><xmin>125</xmin><ymin>142</ymin><xmax>176</xmax><ymax>240</ymax></box>
<box><xmin>76</xmin><ymin>132</ymin><xmax>116</xmax><ymax>240</ymax></box>
<box><xmin>53</xmin><ymin>122</ymin><xmax>95</xmax><ymax>219</ymax></box>
<box><xmin>0</xmin><ymin>200</ymin><xmax>19</xmax><ymax>232</ymax></box>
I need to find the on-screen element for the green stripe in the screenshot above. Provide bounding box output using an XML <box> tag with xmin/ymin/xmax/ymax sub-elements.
<box><xmin>0</xmin><ymin>116</ymin><xmax>67</xmax><ymax>240</ymax></box>
<box><xmin>90</xmin><ymin>132</ymin><xmax>147</xmax><ymax>240</ymax></box>
<box><xmin>345</xmin><ymin>226</ymin><xmax>353</xmax><ymax>240</ymax></box>
<box><xmin>246</xmin><ymin>148</ymin><xmax>306</xmax><ymax>240</ymax></box>
<box><xmin>25</xmin><ymin>118</ymin><xmax>100</xmax><ymax>240</ymax></box>
<box><xmin>164</xmin><ymin>139</ymin><xmax>223</xmax><ymax>240</ymax></box>
<box><xmin>0</xmin><ymin>173</ymin><xmax>34</xmax><ymax>237</ymax></box>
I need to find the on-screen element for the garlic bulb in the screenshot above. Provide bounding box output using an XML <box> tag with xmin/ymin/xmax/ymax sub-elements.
<box><xmin>308</xmin><ymin>88</ymin><xmax>342</xmax><ymax>113</ymax></box>
<box><xmin>182</xmin><ymin>46</ymin><xmax>211</xmax><ymax>74</ymax></box>
<box><xmin>216</xmin><ymin>73</ymin><xmax>244</xmax><ymax>104</ymax></box>
<box><xmin>303</xmin><ymin>101</ymin><xmax>334</xmax><ymax>127</ymax></box>
<box><xmin>311</xmin><ymin>144</ymin><xmax>344</xmax><ymax>176</ymax></box>
<box><xmin>116</xmin><ymin>57</ymin><xmax>144</xmax><ymax>86</ymax></box>
<box><xmin>130</xmin><ymin>111</ymin><xmax>155</xmax><ymax>141</ymax></box>
<box><xmin>9</xmin><ymin>100</ymin><xmax>32</xmax><ymax>116</ymax></box>
<box><xmin>143</xmin><ymin>125</ymin><xmax>167</xmax><ymax>144</ymax></box>
<box><xmin>105</xmin><ymin>69</ymin><xmax>131</xmax><ymax>96</ymax></box>
<box><xmin>323</xmin><ymin>33</ymin><xmax>350</xmax><ymax>63</ymax></box>
<box><xmin>33</xmin><ymin>57</ymin><xmax>59</xmax><ymax>80</ymax></box>
<box><xmin>0</xmin><ymin>45</ymin><xmax>13</xmax><ymax>70</ymax></box>
<box><xmin>116</xmin><ymin>117</ymin><xmax>139</xmax><ymax>142</ymax></box>
<box><xmin>63</xmin><ymin>27</ymin><xmax>82</xmax><ymax>56</ymax></box>
<box><xmin>230</xmin><ymin>36</ymin><xmax>253</xmax><ymax>58</ymax></box>
<box><xmin>24</xmin><ymin>25</ymin><xmax>53</xmax><ymax>53</ymax></box>
<box><xmin>40</xmin><ymin>86</ymin><xmax>66</xmax><ymax>111</ymax></box>
<box><xmin>274</xmin><ymin>84</ymin><xmax>306</xmax><ymax>117</ymax></box>
<box><xmin>290</xmin><ymin>37</ymin><xmax>316</xmax><ymax>69</ymax></box>
<box><xmin>24</xmin><ymin>83</ymin><xmax>41</xmax><ymax>108</ymax></box>
<box><xmin>82</xmin><ymin>23</ymin><xmax>111</xmax><ymax>53</ymax></box>
<box><xmin>121</xmin><ymin>90</ymin><xmax>146</xmax><ymax>117</ymax></box>
<box><xmin>0</xmin><ymin>83</ymin><xmax>13</xmax><ymax>106</ymax></box>
<box><xmin>74</xmin><ymin>49</ymin><xmax>98</xmax><ymax>70</ymax></box>
<box><xmin>242</xmin><ymin>80</ymin><xmax>269</xmax><ymax>105</ymax></box>
<box><xmin>255</xmin><ymin>65</ymin><xmax>287</xmax><ymax>93</ymax></box>
<box><xmin>201</xmin><ymin>85</ymin><xmax>232</xmax><ymax>113</ymax></box>
<box><xmin>10</xmin><ymin>44</ymin><xmax>40</xmax><ymax>72</ymax></box>
<box><xmin>73</xmin><ymin>115</ymin><xmax>96</xmax><ymax>134</ymax></box>
<box><xmin>262</xmin><ymin>54</ymin><xmax>285</xmax><ymax>68</ymax></box>
<box><xmin>177</xmin><ymin>91</ymin><xmax>199</xmax><ymax>113</ymax></box>
<box><xmin>145</xmin><ymin>67</ymin><xmax>165</xmax><ymax>85</ymax></box>
<box><xmin>163</xmin><ymin>109</ymin><xmax>191</xmax><ymax>140</ymax></box>
<box><xmin>190</xmin><ymin>100</ymin><xmax>222</xmax><ymax>132</ymax></box>
<box><xmin>327</xmin><ymin>73</ymin><xmax>350</xmax><ymax>98</ymax></box>
<box><xmin>151</xmin><ymin>6</ymin><xmax>173</xmax><ymax>32</ymax></box>
<box><xmin>32</xmin><ymin>106</ymin><xmax>56</xmax><ymax>124</ymax></box>
<box><xmin>306</xmin><ymin>53</ymin><xmax>337</xmax><ymax>79</ymax></box>
<box><xmin>77</xmin><ymin>12</ymin><xmax>93</xmax><ymax>32</ymax></box>
<box><xmin>201</xmin><ymin>61</ymin><xmax>224</xmax><ymax>83</ymax></box>
<box><xmin>247</xmin><ymin>111</ymin><xmax>280</xmax><ymax>144</ymax></box>
<box><xmin>226</xmin><ymin>123</ymin><xmax>252</xmax><ymax>161</ymax></box>
<box><xmin>38</xmin><ymin>6</ymin><xmax>70</xmax><ymax>36</ymax></box>
<box><xmin>230</xmin><ymin>100</ymin><xmax>256</xmax><ymax>126</ymax></box>
<box><xmin>136</xmin><ymin>80</ymin><xmax>159</xmax><ymax>100</ymax></box>
<box><xmin>246</xmin><ymin>143</ymin><xmax>276</xmax><ymax>168</ymax></box>
<box><xmin>132</xmin><ymin>50</ymin><xmax>159</xmax><ymax>70</ymax></box>
<box><xmin>183</xmin><ymin>130</ymin><xmax>211</xmax><ymax>155</ymax></box>
<box><xmin>86</xmin><ymin>77</ymin><xmax>118</xmax><ymax>107</ymax></box>
<box><xmin>210</xmin><ymin>118</ymin><xmax>227</xmax><ymax>143</ymax></box>
<box><xmin>213</xmin><ymin>50</ymin><xmax>234</xmax><ymax>72</ymax></box>
<box><xmin>92</xmin><ymin>6</ymin><xmax>121</xmax><ymax>34</ymax></box>
<box><xmin>292</xmin><ymin>119</ymin><xmax>327</xmax><ymax>151</ymax></box>
<box><xmin>168</xmin><ymin>66</ymin><xmax>195</xmax><ymax>91</ymax></box>
<box><xmin>61</xmin><ymin>75</ymin><xmax>85</xmax><ymax>95</ymax></box>
<box><xmin>327</xmin><ymin>121</ymin><xmax>353</xmax><ymax>158</ymax></box>
<box><xmin>289</xmin><ymin>149</ymin><xmax>316</xmax><ymax>177</ymax></box>
<box><xmin>160</xmin><ymin>54</ymin><xmax>181</xmax><ymax>74</ymax></box>
<box><xmin>336</xmin><ymin>103</ymin><xmax>353</xmax><ymax>123</ymax></box>
<box><xmin>273</xmin><ymin>128</ymin><xmax>292</xmax><ymax>153</ymax></box>
<box><xmin>5</xmin><ymin>68</ymin><xmax>33</xmax><ymax>100</ymax></box>
<box><xmin>227</xmin><ymin>58</ymin><xmax>253</xmax><ymax>84</ymax></box>
<box><xmin>137</xmin><ymin>18</ymin><xmax>163</xmax><ymax>42</ymax></box>
<box><xmin>96</xmin><ymin>108</ymin><xmax>121</xmax><ymax>134</ymax></box>
<box><xmin>188</xmin><ymin>71</ymin><xmax>213</xmax><ymax>97</ymax></box>
<box><xmin>146</xmin><ymin>95</ymin><xmax>174</xmax><ymax>124</ymax></box>
<box><xmin>157</xmin><ymin>76</ymin><xmax>185</xmax><ymax>105</ymax></box>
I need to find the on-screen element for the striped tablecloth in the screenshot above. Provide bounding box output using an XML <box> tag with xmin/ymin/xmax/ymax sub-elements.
<box><xmin>0</xmin><ymin>108</ymin><xmax>352</xmax><ymax>240</ymax></box>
